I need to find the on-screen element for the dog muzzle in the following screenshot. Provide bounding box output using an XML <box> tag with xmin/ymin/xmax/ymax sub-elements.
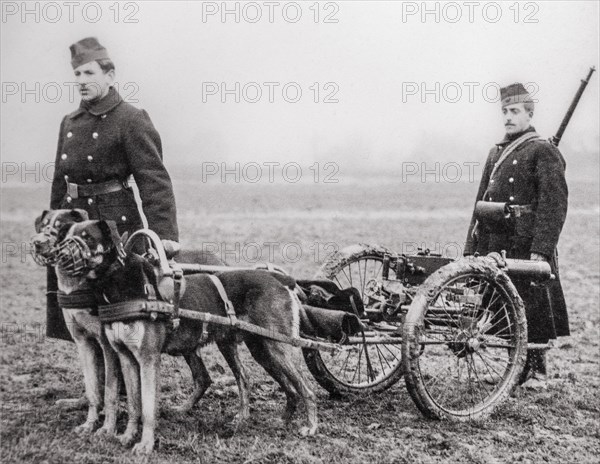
<box><xmin>30</xmin><ymin>230</ymin><xmax>59</xmax><ymax>266</ymax></box>
<box><xmin>57</xmin><ymin>236</ymin><xmax>94</xmax><ymax>276</ymax></box>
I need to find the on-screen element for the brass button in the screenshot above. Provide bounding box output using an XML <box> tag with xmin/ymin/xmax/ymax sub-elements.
<box><xmin>509</xmin><ymin>177</ymin><xmax>514</xmax><ymax>183</ymax></box>
<box><xmin>67</xmin><ymin>132</ymin><xmax>73</xmax><ymax>138</ymax></box>
<box><xmin>61</xmin><ymin>154</ymin><xmax>67</xmax><ymax>160</ymax></box>
<box><xmin>87</xmin><ymin>155</ymin><xmax>93</xmax><ymax>162</ymax></box>
<box><xmin>121</xmin><ymin>216</ymin><xmax>127</xmax><ymax>222</ymax></box>
<box><xmin>66</xmin><ymin>196</ymin><xmax>72</xmax><ymax>203</ymax></box>
<box><xmin>513</xmin><ymin>160</ymin><xmax>517</xmax><ymax>165</ymax></box>
<box><xmin>87</xmin><ymin>198</ymin><xmax>93</xmax><ymax>205</ymax></box>
<box><xmin>87</xmin><ymin>179</ymin><xmax>92</xmax><ymax>183</ymax></box>
<box><xmin>92</xmin><ymin>132</ymin><xmax>98</xmax><ymax>139</ymax></box>
<box><xmin>101</xmin><ymin>114</ymin><xmax>107</xmax><ymax>119</ymax></box>
<box><xmin>490</xmin><ymin>179</ymin><xmax>494</xmax><ymax>183</ymax></box>
<box><xmin>509</xmin><ymin>196</ymin><xmax>515</xmax><ymax>201</ymax></box>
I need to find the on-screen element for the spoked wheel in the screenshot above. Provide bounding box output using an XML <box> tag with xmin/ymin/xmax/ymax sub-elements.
<box><xmin>402</xmin><ymin>258</ymin><xmax>527</xmax><ymax>421</ymax></box>
<box><xmin>303</xmin><ymin>244</ymin><xmax>405</xmax><ymax>395</ymax></box>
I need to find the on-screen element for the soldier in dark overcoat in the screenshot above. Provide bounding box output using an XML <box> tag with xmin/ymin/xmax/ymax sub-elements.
<box><xmin>47</xmin><ymin>37</ymin><xmax>179</xmax><ymax>343</ymax></box>
<box><xmin>464</xmin><ymin>83</ymin><xmax>569</xmax><ymax>386</ymax></box>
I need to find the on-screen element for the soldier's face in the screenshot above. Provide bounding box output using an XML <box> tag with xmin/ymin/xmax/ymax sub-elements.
<box><xmin>73</xmin><ymin>61</ymin><xmax>114</xmax><ymax>102</ymax></box>
<box><xmin>502</xmin><ymin>103</ymin><xmax>532</xmax><ymax>135</ymax></box>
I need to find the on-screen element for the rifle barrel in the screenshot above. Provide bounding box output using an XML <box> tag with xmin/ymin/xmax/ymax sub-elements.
<box><xmin>550</xmin><ymin>66</ymin><xmax>596</xmax><ymax>146</ymax></box>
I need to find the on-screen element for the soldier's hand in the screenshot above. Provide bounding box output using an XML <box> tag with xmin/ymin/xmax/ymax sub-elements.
<box><xmin>530</xmin><ymin>252</ymin><xmax>547</xmax><ymax>262</ymax></box>
<box><xmin>162</xmin><ymin>239</ymin><xmax>181</xmax><ymax>259</ymax></box>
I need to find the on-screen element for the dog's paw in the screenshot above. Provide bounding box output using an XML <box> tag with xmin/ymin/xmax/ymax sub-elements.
<box><xmin>132</xmin><ymin>439</ymin><xmax>154</xmax><ymax>455</ymax></box>
<box><xmin>299</xmin><ymin>425</ymin><xmax>317</xmax><ymax>437</ymax></box>
<box><xmin>95</xmin><ymin>425</ymin><xmax>116</xmax><ymax>438</ymax></box>
<box><xmin>74</xmin><ymin>422</ymin><xmax>95</xmax><ymax>435</ymax></box>
<box><xmin>117</xmin><ymin>432</ymin><xmax>136</xmax><ymax>447</ymax></box>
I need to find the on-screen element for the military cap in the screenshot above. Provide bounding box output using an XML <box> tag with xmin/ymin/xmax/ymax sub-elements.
<box><xmin>500</xmin><ymin>83</ymin><xmax>534</xmax><ymax>108</ymax></box>
<box><xmin>70</xmin><ymin>37</ymin><xmax>109</xmax><ymax>69</ymax></box>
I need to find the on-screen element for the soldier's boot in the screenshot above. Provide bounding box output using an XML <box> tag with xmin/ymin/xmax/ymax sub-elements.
<box><xmin>519</xmin><ymin>349</ymin><xmax>548</xmax><ymax>389</ymax></box>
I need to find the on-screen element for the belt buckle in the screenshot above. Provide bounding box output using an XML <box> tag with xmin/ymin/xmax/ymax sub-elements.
<box><xmin>510</xmin><ymin>205</ymin><xmax>523</xmax><ymax>218</ymax></box>
<box><xmin>66</xmin><ymin>182</ymin><xmax>79</xmax><ymax>199</ymax></box>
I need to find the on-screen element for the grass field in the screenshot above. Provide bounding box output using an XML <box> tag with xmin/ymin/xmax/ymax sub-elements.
<box><xmin>1</xmin><ymin>172</ymin><xmax>598</xmax><ymax>463</ymax></box>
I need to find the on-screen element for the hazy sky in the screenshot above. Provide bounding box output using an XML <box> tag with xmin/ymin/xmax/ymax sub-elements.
<box><xmin>1</xmin><ymin>1</ymin><xmax>598</xmax><ymax>170</ymax></box>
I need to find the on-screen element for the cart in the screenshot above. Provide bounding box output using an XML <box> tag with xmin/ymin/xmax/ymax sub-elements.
<box><xmin>127</xmin><ymin>231</ymin><xmax>555</xmax><ymax>422</ymax></box>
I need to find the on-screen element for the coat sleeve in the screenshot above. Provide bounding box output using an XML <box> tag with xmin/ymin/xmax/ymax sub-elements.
<box><xmin>123</xmin><ymin>109</ymin><xmax>179</xmax><ymax>242</ymax></box>
<box><xmin>50</xmin><ymin>117</ymin><xmax>67</xmax><ymax>209</ymax></box>
<box><xmin>530</xmin><ymin>143</ymin><xmax>568</xmax><ymax>258</ymax></box>
<box><xmin>464</xmin><ymin>149</ymin><xmax>494</xmax><ymax>255</ymax></box>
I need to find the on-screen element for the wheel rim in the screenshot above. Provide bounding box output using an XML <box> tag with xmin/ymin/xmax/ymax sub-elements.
<box><xmin>321</xmin><ymin>255</ymin><xmax>403</xmax><ymax>390</ymax></box>
<box><xmin>412</xmin><ymin>273</ymin><xmax>522</xmax><ymax>416</ymax></box>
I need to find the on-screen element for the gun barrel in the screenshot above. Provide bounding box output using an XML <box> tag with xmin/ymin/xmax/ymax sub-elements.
<box><xmin>551</xmin><ymin>66</ymin><xmax>596</xmax><ymax>146</ymax></box>
<box><xmin>503</xmin><ymin>258</ymin><xmax>553</xmax><ymax>281</ymax></box>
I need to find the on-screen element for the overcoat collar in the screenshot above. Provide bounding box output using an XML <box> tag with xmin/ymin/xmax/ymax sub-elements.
<box><xmin>496</xmin><ymin>125</ymin><xmax>537</xmax><ymax>147</ymax></box>
<box><xmin>68</xmin><ymin>87</ymin><xmax>123</xmax><ymax>119</ymax></box>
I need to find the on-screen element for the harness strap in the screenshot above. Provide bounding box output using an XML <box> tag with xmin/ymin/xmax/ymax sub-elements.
<box><xmin>207</xmin><ymin>275</ymin><xmax>237</xmax><ymax>322</ymax></box>
<box><xmin>57</xmin><ymin>289</ymin><xmax>97</xmax><ymax>310</ymax></box>
<box><xmin>144</xmin><ymin>280</ymin><xmax>157</xmax><ymax>300</ymax></box>
<box><xmin>98</xmin><ymin>299</ymin><xmax>173</xmax><ymax>323</ymax></box>
<box><xmin>171</xmin><ymin>264</ymin><xmax>183</xmax><ymax>329</ymax></box>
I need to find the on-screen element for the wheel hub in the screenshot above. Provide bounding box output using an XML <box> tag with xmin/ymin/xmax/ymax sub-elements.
<box><xmin>448</xmin><ymin>331</ymin><xmax>485</xmax><ymax>357</ymax></box>
<box><xmin>364</xmin><ymin>279</ymin><xmax>384</xmax><ymax>301</ymax></box>
<box><xmin>467</xmin><ymin>337</ymin><xmax>481</xmax><ymax>352</ymax></box>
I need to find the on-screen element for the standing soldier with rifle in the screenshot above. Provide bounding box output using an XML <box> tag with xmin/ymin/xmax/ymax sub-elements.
<box><xmin>465</xmin><ymin>68</ymin><xmax>595</xmax><ymax>388</ymax></box>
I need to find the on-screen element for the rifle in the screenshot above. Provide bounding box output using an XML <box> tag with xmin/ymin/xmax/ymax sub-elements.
<box><xmin>550</xmin><ymin>66</ymin><xmax>596</xmax><ymax>147</ymax></box>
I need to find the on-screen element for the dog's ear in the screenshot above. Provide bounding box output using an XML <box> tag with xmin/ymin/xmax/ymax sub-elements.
<box><xmin>34</xmin><ymin>210</ymin><xmax>50</xmax><ymax>232</ymax></box>
<box><xmin>98</xmin><ymin>220</ymin><xmax>127</xmax><ymax>260</ymax></box>
<box><xmin>69</xmin><ymin>209</ymin><xmax>89</xmax><ymax>222</ymax></box>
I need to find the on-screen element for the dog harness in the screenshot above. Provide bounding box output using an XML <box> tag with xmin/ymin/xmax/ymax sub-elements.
<box><xmin>97</xmin><ymin>283</ymin><xmax>174</xmax><ymax>323</ymax></box>
<box><xmin>96</xmin><ymin>268</ymin><xmax>232</xmax><ymax>324</ymax></box>
<box><xmin>57</xmin><ymin>289</ymin><xmax>98</xmax><ymax>311</ymax></box>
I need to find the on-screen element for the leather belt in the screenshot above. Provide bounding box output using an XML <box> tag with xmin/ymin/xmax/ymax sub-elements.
<box><xmin>66</xmin><ymin>179</ymin><xmax>126</xmax><ymax>199</ymax></box>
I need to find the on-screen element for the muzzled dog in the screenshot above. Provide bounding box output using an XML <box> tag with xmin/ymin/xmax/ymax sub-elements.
<box><xmin>32</xmin><ymin>209</ymin><xmax>89</xmax><ymax>266</ymax></box>
<box><xmin>60</xmin><ymin>220</ymin><xmax>318</xmax><ymax>454</ymax></box>
<box><xmin>33</xmin><ymin>210</ymin><xmax>123</xmax><ymax>435</ymax></box>
<box><xmin>33</xmin><ymin>211</ymin><xmax>224</xmax><ymax>436</ymax></box>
